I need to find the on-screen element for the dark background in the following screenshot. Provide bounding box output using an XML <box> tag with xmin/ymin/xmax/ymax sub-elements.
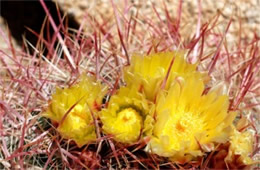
<box><xmin>0</xmin><ymin>0</ymin><xmax>79</xmax><ymax>48</ymax></box>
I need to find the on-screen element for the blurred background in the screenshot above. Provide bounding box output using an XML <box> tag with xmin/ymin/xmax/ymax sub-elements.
<box><xmin>0</xmin><ymin>0</ymin><xmax>259</xmax><ymax>53</ymax></box>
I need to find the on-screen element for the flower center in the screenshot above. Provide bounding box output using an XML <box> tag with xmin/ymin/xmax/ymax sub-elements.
<box><xmin>175</xmin><ymin>120</ymin><xmax>186</xmax><ymax>132</ymax></box>
<box><xmin>161</xmin><ymin>110</ymin><xmax>204</xmax><ymax>150</ymax></box>
<box><xmin>71</xmin><ymin>104</ymin><xmax>88</xmax><ymax>119</ymax></box>
<box><xmin>72</xmin><ymin>104</ymin><xmax>83</xmax><ymax>113</ymax></box>
<box><xmin>69</xmin><ymin>104</ymin><xmax>89</xmax><ymax>129</ymax></box>
<box><xmin>118</xmin><ymin>108</ymin><xmax>139</xmax><ymax>124</ymax></box>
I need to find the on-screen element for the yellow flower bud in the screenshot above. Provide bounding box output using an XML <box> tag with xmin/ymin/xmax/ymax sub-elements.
<box><xmin>43</xmin><ymin>75</ymin><xmax>107</xmax><ymax>147</ymax></box>
<box><xmin>100</xmin><ymin>86</ymin><xmax>154</xmax><ymax>144</ymax></box>
<box><xmin>225</xmin><ymin>126</ymin><xmax>254</xmax><ymax>165</ymax></box>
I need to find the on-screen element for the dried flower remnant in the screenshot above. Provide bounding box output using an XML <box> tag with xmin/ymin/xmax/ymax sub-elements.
<box><xmin>124</xmin><ymin>51</ymin><xmax>206</xmax><ymax>101</ymax></box>
<box><xmin>100</xmin><ymin>85</ymin><xmax>155</xmax><ymax>144</ymax></box>
<box><xmin>146</xmin><ymin>76</ymin><xmax>237</xmax><ymax>163</ymax></box>
<box><xmin>43</xmin><ymin>75</ymin><xmax>107</xmax><ymax>147</ymax></box>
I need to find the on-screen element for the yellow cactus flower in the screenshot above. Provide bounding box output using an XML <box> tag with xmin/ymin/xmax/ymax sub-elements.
<box><xmin>124</xmin><ymin>51</ymin><xmax>206</xmax><ymax>101</ymax></box>
<box><xmin>146</xmin><ymin>76</ymin><xmax>237</xmax><ymax>163</ymax></box>
<box><xmin>100</xmin><ymin>85</ymin><xmax>155</xmax><ymax>144</ymax></box>
<box><xmin>43</xmin><ymin>75</ymin><xmax>107</xmax><ymax>147</ymax></box>
<box><xmin>225</xmin><ymin>126</ymin><xmax>254</xmax><ymax>165</ymax></box>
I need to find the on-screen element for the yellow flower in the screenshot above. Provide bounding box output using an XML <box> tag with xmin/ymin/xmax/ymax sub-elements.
<box><xmin>100</xmin><ymin>85</ymin><xmax>155</xmax><ymax>144</ymax></box>
<box><xmin>146</xmin><ymin>76</ymin><xmax>237</xmax><ymax>163</ymax></box>
<box><xmin>225</xmin><ymin>126</ymin><xmax>254</xmax><ymax>165</ymax></box>
<box><xmin>124</xmin><ymin>51</ymin><xmax>206</xmax><ymax>101</ymax></box>
<box><xmin>43</xmin><ymin>75</ymin><xmax>107</xmax><ymax>147</ymax></box>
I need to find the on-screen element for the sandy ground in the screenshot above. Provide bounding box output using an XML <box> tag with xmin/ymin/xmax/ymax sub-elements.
<box><xmin>54</xmin><ymin>0</ymin><xmax>260</xmax><ymax>42</ymax></box>
<box><xmin>1</xmin><ymin>0</ymin><xmax>259</xmax><ymax>50</ymax></box>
